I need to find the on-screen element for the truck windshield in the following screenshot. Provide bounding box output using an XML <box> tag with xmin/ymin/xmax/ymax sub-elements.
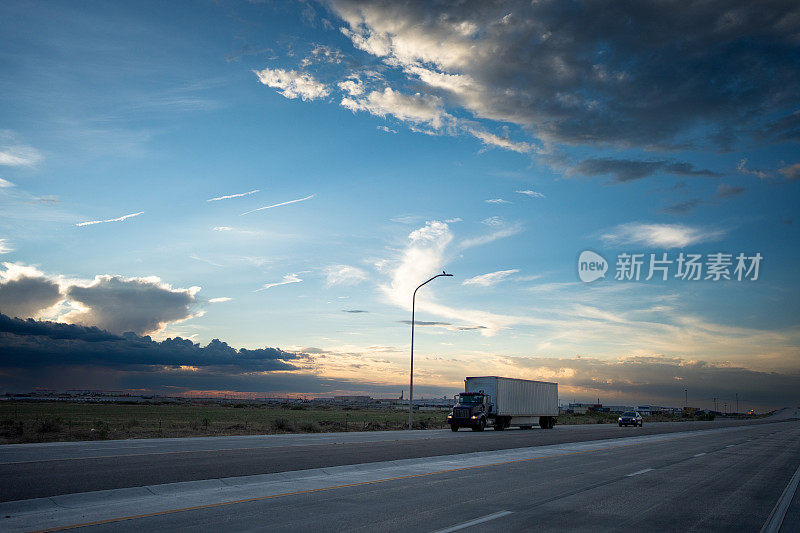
<box><xmin>458</xmin><ymin>395</ymin><xmax>483</xmax><ymax>405</ymax></box>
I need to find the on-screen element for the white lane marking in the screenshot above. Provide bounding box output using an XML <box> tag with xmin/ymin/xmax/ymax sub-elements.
<box><xmin>433</xmin><ymin>511</ymin><xmax>513</xmax><ymax>533</ymax></box>
<box><xmin>626</xmin><ymin>468</ymin><xmax>653</xmax><ymax>477</ymax></box>
<box><xmin>694</xmin><ymin>452</ymin><xmax>707</xmax><ymax>457</ymax></box>
<box><xmin>726</xmin><ymin>444</ymin><xmax>735</xmax><ymax>448</ymax></box>
<box><xmin>761</xmin><ymin>461</ymin><xmax>800</xmax><ymax>533</ymax></box>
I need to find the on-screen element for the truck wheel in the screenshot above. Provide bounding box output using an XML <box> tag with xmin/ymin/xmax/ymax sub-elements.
<box><xmin>494</xmin><ymin>422</ymin><xmax>505</xmax><ymax>431</ymax></box>
<box><xmin>450</xmin><ymin>424</ymin><xmax>459</xmax><ymax>432</ymax></box>
<box><xmin>472</xmin><ymin>418</ymin><xmax>486</xmax><ymax>432</ymax></box>
<box><xmin>619</xmin><ymin>423</ymin><xmax>623</xmax><ymax>427</ymax></box>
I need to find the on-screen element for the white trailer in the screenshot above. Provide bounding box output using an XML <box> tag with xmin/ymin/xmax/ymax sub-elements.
<box><xmin>447</xmin><ymin>376</ymin><xmax>558</xmax><ymax>431</ymax></box>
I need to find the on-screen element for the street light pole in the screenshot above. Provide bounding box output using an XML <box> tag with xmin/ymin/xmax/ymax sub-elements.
<box><xmin>684</xmin><ymin>389</ymin><xmax>688</xmax><ymax>409</ymax></box>
<box><xmin>409</xmin><ymin>271</ymin><xmax>453</xmax><ymax>430</ymax></box>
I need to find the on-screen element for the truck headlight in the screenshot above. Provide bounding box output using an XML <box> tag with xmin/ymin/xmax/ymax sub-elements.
<box><xmin>471</xmin><ymin>415</ymin><xmax>478</xmax><ymax>419</ymax></box>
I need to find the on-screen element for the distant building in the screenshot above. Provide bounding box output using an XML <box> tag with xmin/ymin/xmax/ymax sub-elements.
<box><xmin>568</xmin><ymin>403</ymin><xmax>599</xmax><ymax>414</ymax></box>
<box><xmin>333</xmin><ymin>395</ymin><xmax>372</xmax><ymax>404</ymax></box>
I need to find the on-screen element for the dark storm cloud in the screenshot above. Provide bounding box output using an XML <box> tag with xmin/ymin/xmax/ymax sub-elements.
<box><xmin>508</xmin><ymin>355</ymin><xmax>800</xmax><ymax>409</ymax></box>
<box><xmin>0</xmin><ymin>313</ymin><xmax>300</xmax><ymax>371</ymax></box>
<box><xmin>329</xmin><ymin>0</ymin><xmax>800</xmax><ymax>150</ymax></box>
<box><xmin>0</xmin><ymin>272</ymin><xmax>61</xmax><ymax>318</ymax></box>
<box><xmin>574</xmin><ymin>158</ymin><xmax>721</xmax><ymax>183</ymax></box>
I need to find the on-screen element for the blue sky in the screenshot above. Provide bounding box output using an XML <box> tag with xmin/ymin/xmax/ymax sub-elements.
<box><xmin>1</xmin><ymin>1</ymin><xmax>799</xmax><ymax>409</ymax></box>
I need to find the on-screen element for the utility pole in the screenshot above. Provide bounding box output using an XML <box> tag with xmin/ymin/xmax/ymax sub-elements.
<box><xmin>408</xmin><ymin>271</ymin><xmax>453</xmax><ymax>430</ymax></box>
<box><xmin>684</xmin><ymin>389</ymin><xmax>688</xmax><ymax>409</ymax></box>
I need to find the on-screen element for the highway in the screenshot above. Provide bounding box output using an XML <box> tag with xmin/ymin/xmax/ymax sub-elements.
<box><xmin>2</xmin><ymin>412</ymin><xmax>799</xmax><ymax>531</ymax></box>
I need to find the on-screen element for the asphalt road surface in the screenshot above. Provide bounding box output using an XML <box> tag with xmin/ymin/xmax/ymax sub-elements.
<box><xmin>2</xmin><ymin>412</ymin><xmax>799</xmax><ymax>532</ymax></box>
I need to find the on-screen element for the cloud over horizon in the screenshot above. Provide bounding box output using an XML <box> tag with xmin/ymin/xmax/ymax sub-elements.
<box><xmin>1</xmin><ymin>313</ymin><xmax>797</xmax><ymax>409</ymax></box>
<box><xmin>0</xmin><ymin>263</ymin><xmax>202</xmax><ymax>335</ymax></box>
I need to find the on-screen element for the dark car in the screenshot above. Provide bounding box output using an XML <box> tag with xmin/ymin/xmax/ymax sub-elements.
<box><xmin>618</xmin><ymin>411</ymin><xmax>643</xmax><ymax>427</ymax></box>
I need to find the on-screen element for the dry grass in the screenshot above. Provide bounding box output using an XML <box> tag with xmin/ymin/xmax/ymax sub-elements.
<box><xmin>0</xmin><ymin>401</ymin><xmax>448</xmax><ymax>444</ymax></box>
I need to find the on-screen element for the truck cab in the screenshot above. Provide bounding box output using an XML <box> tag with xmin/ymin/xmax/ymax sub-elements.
<box><xmin>447</xmin><ymin>391</ymin><xmax>493</xmax><ymax>431</ymax></box>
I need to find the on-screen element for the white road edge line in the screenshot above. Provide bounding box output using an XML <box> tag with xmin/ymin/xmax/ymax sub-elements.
<box><xmin>433</xmin><ymin>511</ymin><xmax>513</xmax><ymax>533</ymax></box>
<box><xmin>626</xmin><ymin>468</ymin><xmax>653</xmax><ymax>477</ymax></box>
<box><xmin>726</xmin><ymin>444</ymin><xmax>735</xmax><ymax>448</ymax></box>
<box><xmin>760</xmin><ymin>461</ymin><xmax>800</xmax><ymax>533</ymax></box>
<box><xmin>694</xmin><ymin>452</ymin><xmax>707</xmax><ymax>457</ymax></box>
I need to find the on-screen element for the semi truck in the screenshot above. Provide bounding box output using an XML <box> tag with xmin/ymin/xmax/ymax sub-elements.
<box><xmin>447</xmin><ymin>376</ymin><xmax>558</xmax><ymax>431</ymax></box>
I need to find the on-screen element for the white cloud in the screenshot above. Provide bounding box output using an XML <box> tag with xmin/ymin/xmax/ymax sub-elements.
<box><xmin>341</xmin><ymin>87</ymin><xmax>450</xmax><ymax>130</ymax></box>
<box><xmin>0</xmin><ymin>145</ymin><xmax>42</xmax><ymax>166</ymax></box>
<box><xmin>459</xmin><ymin>224</ymin><xmax>522</xmax><ymax>250</ymax></box>
<box><xmin>253</xmin><ymin>68</ymin><xmax>329</xmax><ymax>101</ymax></box>
<box><xmin>208</xmin><ymin>297</ymin><xmax>232</xmax><ymax>303</ymax></box>
<box><xmin>462</xmin><ymin>269</ymin><xmax>520</xmax><ymax>287</ymax></box>
<box><xmin>601</xmin><ymin>223</ymin><xmax>726</xmax><ymax>248</ymax></box>
<box><xmin>76</xmin><ymin>211</ymin><xmax>144</xmax><ymax>227</ymax></box>
<box><xmin>379</xmin><ymin>221</ymin><xmax>529</xmax><ymax>335</ymax></box>
<box><xmin>0</xmin><ymin>262</ymin><xmax>62</xmax><ymax>318</ymax></box>
<box><xmin>241</xmin><ymin>194</ymin><xmax>314</xmax><ymax>215</ymax></box>
<box><xmin>445</xmin><ymin>217</ymin><xmax>462</xmax><ymax>223</ymax></box>
<box><xmin>485</xmin><ymin>198</ymin><xmax>510</xmax><ymax>204</ymax></box>
<box><xmin>301</xmin><ymin>45</ymin><xmax>344</xmax><ymax>67</ymax></box>
<box><xmin>338</xmin><ymin>79</ymin><xmax>364</xmax><ymax>96</ymax></box>
<box><xmin>0</xmin><ymin>238</ymin><xmax>12</xmax><ymax>254</ymax></box>
<box><xmin>481</xmin><ymin>216</ymin><xmax>504</xmax><ymax>226</ymax></box>
<box><xmin>0</xmin><ymin>178</ymin><xmax>14</xmax><ymax>188</ymax></box>
<box><xmin>516</xmin><ymin>190</ymin><xmax>546</xmax><ymax>198</ymax></box>
<box><xmin>255</xmin><ymin>273</ymin><xmax>303</xmax><ymax>291</ymax></box>
<box><xmin>63</xmin><ymin>275</ymin><xmax>200</xmax><ymax>335</ymax></box>
<box><xmin>466</xmin><ymin>128</ymin><xmax>533</xmax><ymax>153</ymax></box>
<box><xmin>0</xmin><ymin>263</ymin><xmax>206</xmax><ymax>335</ymax></box>
<box><xmin>325</xmin><ymin>265</ymin><xmax>368</xmax><ymax>287</ymax></box>
<box><xmin>189</xmin><ymin>254</ymin><xmax>224</xmax><ymax>268</ymax></box>
<box><xmin>213</xmin><ymin>226</ymin><xmax>232</xmax><ymax>232</ymax></box>
<box><xmin>207</xmin><ymin>189</ymin><xmax>259</xmax><ymax>202</ymax></box>
<box><xmin>377</xmin><ymin>125</ymin><xmax>397</xmax><ymax>134</ymax></box>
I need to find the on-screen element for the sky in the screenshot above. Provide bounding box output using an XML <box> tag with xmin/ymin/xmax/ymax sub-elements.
<box><xmin>1</xmin><ymin>0</ymin><xmax>799</xmax><ymax>410</ymax></box>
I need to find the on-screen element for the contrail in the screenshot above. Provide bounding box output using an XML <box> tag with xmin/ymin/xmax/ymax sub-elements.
<box><xmin>76</xmin><ymin>211</ymin><xmax>144</xmax><ymax>227</ymax></box>
<box><xmin>241</xmin><ymin>194</ymin><xmax>314</xmax><ymax>215</ymax></box>
<box><xmin>207</xmin><ymin>189</ymin><xmax>259</xmax><ymax>202</ymax></box>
